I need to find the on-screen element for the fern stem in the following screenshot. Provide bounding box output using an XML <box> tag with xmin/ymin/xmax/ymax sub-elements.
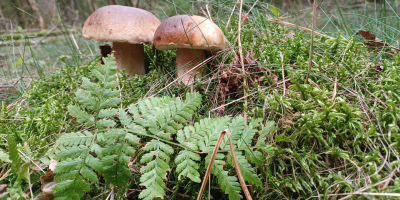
<box><xmin>124</xmin><ymin>128</ymin><xmax>190</xmax><ymax>150</ymax></box>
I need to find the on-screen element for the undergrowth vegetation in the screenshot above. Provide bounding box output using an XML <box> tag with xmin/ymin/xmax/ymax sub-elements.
<box><xmin>1</xmin><ymin>0</ymin><xmax>400</xmax><ymax>199</ymax></box>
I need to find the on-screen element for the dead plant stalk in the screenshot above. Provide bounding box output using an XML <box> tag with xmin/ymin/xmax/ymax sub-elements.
<box><xmin>305</xmin><ymin>0</ymin><xmax>323</xmax><ymax>84</ymax></box>
<box><xmin>237</xmin><ymin>0</ymin><xmax>248</xmax><ymax>122</ymax></box>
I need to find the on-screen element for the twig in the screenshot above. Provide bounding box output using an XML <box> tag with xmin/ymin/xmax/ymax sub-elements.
<box><xmin>0</xmin><ymin>169</ymin><xmax>11</xmax><ymax>181</ymax></box>
<box><xmin>237</xmin><ymin>0</ymin><xmax>248</xmax><ymax>122</ymax></box>
<box><xmin>94</xmin><ymin>190</ymin><xmax>109</xmax><ymax>198</ymax></box>
<box><xmin>305</xmin><ymin>0</ymin><xmax>323</xmax><ymax>84</ymax></box>
<box><xmin>0</xmin><ymin>165</ymin><xmax>6</xmax><ymax>178</ymax></box>
<box><xmin>165</xmin><ymin>187</ymin><xmax>190</xmax><ymax>198</ymax></box>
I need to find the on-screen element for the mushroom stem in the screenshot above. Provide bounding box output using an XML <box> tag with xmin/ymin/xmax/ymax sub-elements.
<box><xmin>176</xmin><ymin>48</ymin><xmax>206</xmax><ymax>85</ymax></box>
<box><xmin>112</xmin><ymin>42</ymin><xmax>145</xmax><ymax>75</ymax></box>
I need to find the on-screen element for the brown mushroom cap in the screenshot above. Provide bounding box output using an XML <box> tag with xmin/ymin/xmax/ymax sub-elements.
<box><xmin>154</xmin><ymin>15</ymin><xmax>226</xmax><ymax>51</ymax></box>
<box><xmin>82</xmin><ymin>5</ymin><xmax>161</xmax><ymax>44</ymax></box>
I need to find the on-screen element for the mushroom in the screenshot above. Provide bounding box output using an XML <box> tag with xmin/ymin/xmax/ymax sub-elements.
<box><xmin>82</xmin><ymin>5</ymin><xmax>161</xmax><ymax>75</ymax></box>
<box><xmin>154</xmin><ymin>15</ymin><xmax>226</xmax><ymax>85</ymax></box>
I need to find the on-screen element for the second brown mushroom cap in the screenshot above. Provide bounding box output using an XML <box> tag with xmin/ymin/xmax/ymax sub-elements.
<box><xmin>154</xmin><ymin>15</ymin><xmax>227</xmax><ymax>85</ymax></box>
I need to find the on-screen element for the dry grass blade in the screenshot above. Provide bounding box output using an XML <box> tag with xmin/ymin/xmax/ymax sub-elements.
<box><xmin>196</xmin><ymin>129</ymin><xmax>226</xmax><ymax>200</ymax></box>
<box><xmin>196</xmin><ymin>129</ymin><xmax>253</xmax><ymax>200</ymax></box>
<box><xmin>267</xmin><ymin>17</ymin><xmax>332</xmax><ymax>39</ymax></box>
<box><xmin>304</xmin><ymin>0</ymin><xmax>323</xmax><ymax>84</ymax></box>
<box><xmin>226</xmin><ymin>129</ymin><xmax>253</xmax><ymax>200</ymax></box>
<box><xmin>330</xmin><ymin>192</ymin><xmax>400</xmax><ymax>198</ymax></box>
<box><xmin>0</xmin><ymin>169</ymin><xmax>11</xmax><ymax>181</ymax></box>
<box><xmin>279</xmin><ymin>52</ymin><xmax>286</xmax><ymax>96</ymax></box>
<box><xmin>237</xmin><ymin>0</ymin><xmax>248</xmax><ymax>123</ymax></box>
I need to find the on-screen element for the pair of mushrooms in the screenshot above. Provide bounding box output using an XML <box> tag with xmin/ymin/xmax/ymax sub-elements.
<box><xmin>82</xmin><ymin>5</ymin><xmax>226</xmax><ymax>85</ymax></box>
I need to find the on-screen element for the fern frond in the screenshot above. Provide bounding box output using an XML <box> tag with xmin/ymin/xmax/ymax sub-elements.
<box><xmin>54</xmin><ymin>158</ymin><xmax>83</xmax><ymax>173</ymax></box>
<box><xmin>53</xmin><ymin>55</ymin><xmax>123</xmax><ymax>199</ymax></box>
<box><xmin>176</xmin><ymin>126</ymin><xmax>199</xmax><ymax>150</ymax></box>
<box><xmin>68</xmin><ymin>105</ymin><xmax>94</xmax><ymax>127</ymax></box>
<box><xmin>206</xmin><ymin>154</ymin><xmax>242</xmax><ymax>200</ymax></box>
<box><xmin>100</xmin><ymin>130</ymin><xmax>136</xmax><ymax>186</ymax></box>
<box><xmin>75</xmin><ymin>89</ymin><xmax>99</xmax><ymax>110</ymax></box>
<box><xmin>134</xmin><ymin>93</ymin><xmax>202</xmax><ymax>141</ymax></box>
<box><xmin>155</xmin><ymin>92</ymin><xmax>202</xmax><ymax>135</ymax></box>
<box><xmin>102</xmin><ymin>154</ymin><xmax>132</xmax><ymax>186</ymax></box>
<box><xmin>53</xmin><ymin>157</ymin><xmax>95</xmax><ymax>198</ymax></box>
<box><xmin>81</xmin><ymin>77</ymin><xmax>101</xmax><ymax>97</ymax></box>
<box><xmin>91</xmin><ymin>56</ymin><xmax>118</xmax><ymax>82</ymax></box>
<box><xmin>99</xmin><ymin>97</ymin><xmax>121</xmax><ymax>109</ymax></box>
<box><xmin>96</xmin><ymin>119</ymin><xmax>116</xmax><ymax>129</ymax></box>
<box><xmin>119</xmin><ymin>108</ymin><xmax>132</xmax><ymax>126</ymax></box>
<box><xmin>196</xmin><ymin>117</ymin><xmax>230</xmax><ymax>152</ymax></box>
<box><xmin>139</xmin><ymin>158</ymin><xmax>170</xmax><ymax>200</ymax></box>
<box><xmin>220</xmin><ymin>116</ymin><xmax>246</xmax><ymax>150</ymax></box>
<box><xmin>255</xmin><ymin>121</ymin><xmax>275</xmax><ymax>148</ymax></box>
<box><xmin>227</xmin><ymin>151</ymin><xmax>262</xmax><ymax>186</ymax></box>
<box><xmin>236</xmin><ymin>123</ymin><xmax>257</xmax><ymax>150</ymax></box>
<box><xmin>85</xmin><ymin>154</ymin><xmax>103</xmax><ymax>172</ymax></box>
<box><xmin>98</xmin><ymin>108</ymin><xmax>118</xmax><ymax>118</ymax></box>
<box><xmin>54</xmin><ymin>145</ymin><xmax>89</xmax><ymax>160</ymax></box>
<box><xmin>139</xmin><ymin>140</ymin><xmax>173</xmax><ymax>200</ymax></box>
<box><xmin>56</xmin><ymin>131</ymin><xmax>94</xmax><ymax>146</ymax></box>
<box><xmin>53</xmin><ymin>177</ymin><xmax>91</xmax><ymax>199</ymax></box>
<box><xmin>53</xmin><ymin>170</ymin><xmax>80</xmax><ymax>181</ymax></box>
<box><xmin>175</xmin><ymin>149</ymin><xmax>201</xmax><ymax>182</ymax></box>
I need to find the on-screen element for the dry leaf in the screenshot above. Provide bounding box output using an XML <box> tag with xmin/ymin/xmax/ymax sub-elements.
<box><xmin>356</xmin><ymin>30</ymin><xmax>387</xmax><ymax>49</ymax></box>
<box><xmin>0</xmin><ymin>184</ymin><xmax>7</xmax><ymax>194</ymax></box>
<box><xmin>31</xmin><ymin>163</ymin><xmax>47</xmax><ymax>172</ymax></box>
<box><xmin>48</xmin><ymin>160</ymin><xmax>58</xmax><ymax>172</ymax></box>
<box><xmin>283</xmin><ymin>119</ymin><xmax>293</xmax><ymax>125</ymax></box>
<box><xmin>34</xmin><ymin>160</ymin><xmax>58</xmax><ymax>200</ymax></box>
<box><xmin>325</xmin><ymin>155</ymin><xmax>331</xmax><ymax>166</ymax></box>
<box><xmin>242</xmin><ymin>14</ymin><xmax>249</xmax><ymax>22</ymax></box>
<box><xmin>285</xmin><ymin>30</ymin><xmax>295</xmax><ymax>39</ymax></box>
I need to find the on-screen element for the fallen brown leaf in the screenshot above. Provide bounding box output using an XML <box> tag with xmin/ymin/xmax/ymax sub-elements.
<box><xmin>285</xmin><ymin>30</ymin><xmax>296</xmax><ymax>39</ymax></box>
<box><xmin>34</xmin><ymin>160</ymin><xmax>58</xmax><ymax>200</ymax></box>
<box><xmin>0</xmin><ymin>184</ymin><xmax>7</xmax><ymax>194</ymax></box>
<box><xmin>356</xmin><ymin>30</ymin><xmax>394</xmax><ymax>56</ymax></box>
<box><xmin>243</xmin><ymin>14</ymin><xmax>249</xmax><ymax>22</ymax></box>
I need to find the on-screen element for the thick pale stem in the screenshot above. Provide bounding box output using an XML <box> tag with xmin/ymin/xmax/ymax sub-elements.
<box><xmin>176</xmin><ymin>48</ymin><xmax>206</xmax><ymax>85</ymax></box>
<box><xmin>112</xmin><ymin>42</ymin><xmax>145</xmax><ymax>75</ymax></box>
